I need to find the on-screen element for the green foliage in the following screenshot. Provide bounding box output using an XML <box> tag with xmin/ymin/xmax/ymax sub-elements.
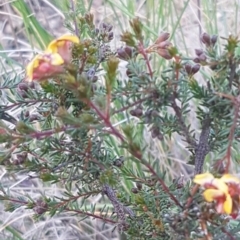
<box><xmin>1</xmin><ymin>1</ymin><xmax>240</xmax><ymax>240</ymax></box>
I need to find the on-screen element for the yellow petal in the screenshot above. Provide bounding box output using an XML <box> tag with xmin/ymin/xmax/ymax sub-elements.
<box><xmin>220</xmin><ymin>174</ymin><xmax>240</xmax><ymax>184</ymax></box>
<box><xmin>26</xmin><ymin>55</ymin><xmax>41</xmax><ymax>81</ymax></box>
<box><xmin>49</xmin><ymin>53</ymin><xmax>64</xmax><ymax>65</ymax></box>
<box><xmin>47</xmin><ymin>35</ymin><xmax>79</xmax><ymax>52</ymax></box>
<box><xmin>46</xmin><ymin>40</ymin><xmax>58</xmax><ymax>53</ymax></box>
<box><xmin>193</xmin><ymin>173</ymin><xmax>214</xmax><ymax>185</ymax></box>
<box><xmin>203</xmin><ymin>189</ymin><xmax>224</xmax><ymax>202</ymax></box>
<box><xmin>55</xmin><ymin>34</ymin><xmax>80</xmax><ymax>43</ymax></box>
<box><xmin>211</xmin><ymin>178</ymin><xmax>228</xmax><ymax>193</ymax></box>
<box><xmin>223</xmin><ymin>194</ymin><xmax>233</xmax><ymax>214</ymax></box>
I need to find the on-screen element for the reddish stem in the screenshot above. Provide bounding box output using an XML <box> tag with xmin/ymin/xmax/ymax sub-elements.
<box><xmin>138</xmin><ymin>42</ymin><xmax>153</xmax><ymax>78</ymax></box>
<box><xmin>65</xmin><ymin>207</ymin><xmax>117</xmax><ymax>224</ymax></box>
<box><xmin>88</xmin><ymin>100</ymin><xmax>182</xmax><ymax>207</ymax></box>
<box><xmin>87</xmin><ymin>100</ymin><xmax>125</xmax><ymax>142</ymax></box>
<box><xmin>224</xmin><ymin>96</ymin><xmax>240</xmax><ymax>173</ymax></box>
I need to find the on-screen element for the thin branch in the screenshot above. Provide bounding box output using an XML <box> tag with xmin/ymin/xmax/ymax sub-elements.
<box><xmin>194</xmin><ymin>115</ymin><xmax>211</xmax><ymax>174</ymax></box>
<box><xmin>224</xmin><ymin>95</ymin><xmax>240</xmax><ymax>172</ymax></box>
<box><xmin>112</xmin><ymin>96</ymin><xmax>150</xmax><ymax>115</ymax></box>
<box><xmin>140</xmin><ymin>158</ymin><xmax>182</xmax><ymax>208</ymax></box>
<box><xmin>103</xmin><ymin>184</ymin><xmax>135</xmax><ymax>231</ymax></box>
<box><xmin>87</xmin><ymin>101</ymin><xmax>125</xmax><ymax>142</ymax></box>
<box><xmin>28</xmin><ymin>126</ymin><xmax>70</xmax><ymax>139</ymax></box>
<box><xmin>89</xmin><ymin>99</ymin><xmax>182</xmax><ymax>207</ymax></box>
<box><xmin>65</xmin><ymin>207</ymin><xmax>117</xmax><ymax>224</ymax></box>
<box><xmin>138</xmin><ymin>42</ymin><xmax>153</xmax><ymax>78</ymax></box>
<box><xmin>1</xmin><ymin>99</ymin><xmax>54</xmax><ymax>111</ymax></box>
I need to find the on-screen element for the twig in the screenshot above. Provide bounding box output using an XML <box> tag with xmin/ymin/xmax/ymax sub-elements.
<box><xmin>140</xmin><ymin>159</ymin><xmax>182</xmax><ymax>208</ymax></box>
<box><xmin>185</xmin><ymin>184</ymin><xmax>199</xmax><ymax>209</ymax></box>
<box><xmin>103</xmin><ymin>184</ymin><xmax>135</xmax><ymax>231</ymax></box>
<box><xmin>194</xmin><ymin>115</ymin><xmax>211</xmax><ymax>174</ymax></box>
<box><xmin>65</xmin><ymin>207</ymin><xmax>117</xmax><ymax>224</ymax></box>
<box><xmin>199</xmin><ymin>219</ymin><xmax>212</xmax><ymax>240</ymax></box>
<box><xmin>28</xmin><ymin>126</ymin><xmax>70</xmax><ymax>139</ymax></box>
<box><xmin>220</xmin><ymin>227</ymin><xmax>236</xmax><ymax>240</ymax></box>
<box><xmin>87</xmin><ymin>101</ymin><xmax>125</xmax><ymax>142</ymax></box>
<box><xmin>89</xmin><ymin>98</ymin><xmax>182</xmax><ymax>207</ymax></box>
<box><xmin>1</xmin><ymin>99</ymin><xmax>54</xmax><ymax>111</ymax></box>
<box><xmin>112</xmin><ymin>96</ymin><xmax>149</xmax><ymax>115</ymax></box>
<box><xmin>214</xmin><ymin>93</ymin><xmax>240</xmax><ymax>173</ymax></box>
<box><xmin>224</xmin><ymin>95</ymin><xmax>240</xmax><ymax>172</ymax></box>
<box><xmin>138</xmin><ymin>42</ymin><xmax>153</xmax><ymax>78</ymax></box>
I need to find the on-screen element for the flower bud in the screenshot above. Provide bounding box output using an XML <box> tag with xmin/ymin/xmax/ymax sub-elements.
<box><xmin>29</xmin><ymin>114</ymin><xmax>39</xmax><ymax>122</ymax></box>
<box><xmin>184</xmin><ymin>63</ymin><xmax>192</xmax><ymax>75</ymax></box>
<box><xmin>211</xmin><ymin>35</ymin><xmax>218</xmax><ymax>46</ymax></box>
<box><xmin>151</xmin><ymin>110</ymin><xmax>159</xmax><ymax>117</ymax></box>
<box><xmin>157</xmin><ymin>49</ymin><xmax>172</xmax><ymax>60</ymax></box>
<box><xmin>126</xmin><ymin>69</ymin><xmax>133</xmax><ymax>77</ymax></box>
<box><xmin>136</xmin><ymin>182</ymin><xmax>142</xmax><ymax>190</ymax></box>
<box><xmin>130</xmin><ymin>109</ymin><xmax>137</xmax><ymax>116</ymax></box>
<box><xmin>192</xmin><ymin>64</ymin><xmax>200</xmax><ymax>74</ymax></box>
<box><xmin>117</xmin><ymin>46</ymin><xmax>133</xmax><ymax>60</ymax></box>
<box><xmin>130</xmin><ymin>108</ymin><xmax>143</xmax><ymax>117</ymax></box>
<box><xmin>131</xmin><ymin>188</ymin><xmax>139</xmax><ymax>194</ymax></box>
<box><xmin>101</xmin><ymin>22</ymin><xmax>108</xmax><ymax>30</ymax></box>
<box><xmin>108</xmin><ymin>32</ymin><xmax>114</xmax><ymax>41</ymax></box>
<box><xmin>201</xmin><ymin>33</ymin><xmax>211</xmax><ymax>46</ymax></box>
<box><xmin>33</xmin><ymin>199</ymin><xmax>48</xmax><ymax>215</ymax></box>
<box><xmin>92</xmin><ymin>76</ymin><xmax>98</xmax><ymax>82</ymax></box>
<box><xmin>24</xmin><ymin>111</ymin><xmax>30</xmax><ymax>118</ymax></box>
<box><xmin>193</xmin><ymin>57</ymin><xmax>200</xmax><ymax>63</ymax></box>
<box><xmin>198</xmin><ymin>53</ymin><xmax>207</xmax><ymax>62</ymax></box>
<box><xmin>29</xmin><ymin>81</ymin><xmax>35</xmax><ymax>89</ymax></box>
<box><xmin>151</xmin><ymin>126</ymin><xmax>160</xmax><ymax>139</ymax></box>
<box><xmin>135</xmin><ymin>108</ymin><xmax>143</xmax><ymax>117</ymax></box>
<box><xmin>95</xmin><ymin>28</ymin><xmax>99</xmax><ymax>34</ymax></box>
<box><xmin>155</xmin><ymin>32</ymin><xmax>170</xmax><ymax>44</ymax></box>
<box><xmin>195</xmin><ymin>49</ymin><xmax>204</xmax><ymax>56</ymax></box>
<box><xmin>125</xmin><ymin>46</ymin><xmax>134</xmax><ymax>58</ymax></box>
<box><xmin>15</xmin><ymin>152</ymin><xmax>28</xmax><ymax>164</ymax></box>
<box><xmin>17</xmin><ymin>90</ymin><xmax>28</xmax><ymax>98</ymax></box>
<box><xmin>113</xmin><ymin>156</ymin><xmax>124</xmax><ymax>168</ymax></box>
<box><xmin>18</xmin><ymin>82</ymin><xmax>29</xmax><ymax>91</ymax></box>
<box><xmin>108</xmin><ymin>25</ymin><xmax>113</xmax><ymax>32</ymax></box>
<box><xmin>158</xmin><ymin>41</ymin><xmax>171</xmax><ymax>49</ymax></box>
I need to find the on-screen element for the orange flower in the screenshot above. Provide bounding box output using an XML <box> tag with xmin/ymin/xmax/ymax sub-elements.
<box><xmin>26</xmin><ymin>34</ymin><xmax>79</xmax><ymax>81</ymax></box>
<box><xmin>26</xmin><ymin>53</ymin><xmax>64</xmax><ymax>81</ymax></box>
<box><xmin>194</xmin><ymin>173</ymin><xmax>240</xmax><ymax>218</ymax></box>
<box><xmin>46</xmin><ymin>35</ymin><xmax>79</xmax><ymax>63</ymax></box>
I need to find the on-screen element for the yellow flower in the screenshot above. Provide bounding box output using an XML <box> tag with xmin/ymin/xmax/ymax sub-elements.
<box><xmin>26</xmin><ymin>53</ymin><xmax>64</xmax><ymax>81</ymax></box>
<box><xmin>220</xmin><ymin>174</ymin><xmax>240</xmax><ymax>184</ymax></box>
<box><xmin>193</xmin><ymin>173</ymin><xmax>240</xmax><ymax>217</ymax></box>
<box><xmin>25</xmin><ymin>34</ymin><xmax>79</xmax><ymax>81</ymax></box>
<box><xmin>46</xmin><ymin>34</ymin><xmax>80</xmax><ymax>63</ymax></box>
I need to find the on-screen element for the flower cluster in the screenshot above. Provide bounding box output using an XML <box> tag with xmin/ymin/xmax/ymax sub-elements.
<box><xmin>145</xmin><ymin>32</ymin><xmax>173</xmax><ymax>60</ymax></box>
<box><xmin>26</xmin><ymin>35</ymin><xmax>80</xmax><ymax>81</ymax></box>
<box><xmin>194</xmin><ymin>173</ymin><xmax>240</xmax><ymax>218</ymax></box>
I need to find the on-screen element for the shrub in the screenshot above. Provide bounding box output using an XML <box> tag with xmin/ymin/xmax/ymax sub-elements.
<box><xmin>1</xmin><ymin>7</ymin><xmax>240</xmax><ymax>240</ymax></box>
